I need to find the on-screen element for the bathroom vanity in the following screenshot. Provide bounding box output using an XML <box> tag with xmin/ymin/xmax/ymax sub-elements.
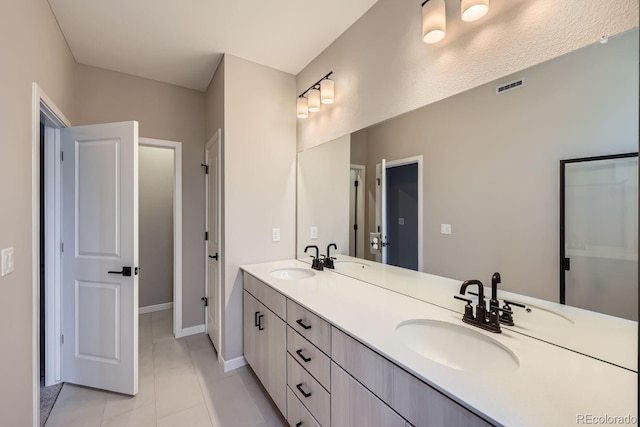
<box><xmin>241</xmin><ymin>260</ymin><xmax>637</xmax><ymax>427</ymax></box>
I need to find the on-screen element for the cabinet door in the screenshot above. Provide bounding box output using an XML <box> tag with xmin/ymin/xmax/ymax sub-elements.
<box><xmin>331</xmin><ymin>362</ymin><xmax>405</xmax><ymax>427</ymax></box>
<box><xmin>243</xmin><ymin>291</ymin><xmax>261</xmax><ymax>376</ymax></box>
<box><xmin>261</xmin><ymin>304</ymin><xmax>287</xmax><ymax>415</ymax></box>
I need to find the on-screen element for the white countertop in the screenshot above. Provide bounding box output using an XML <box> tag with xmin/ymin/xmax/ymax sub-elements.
<box><xmin>241</xmin><ymin>259</ymin><xmax>638</xmax><ymax>427</ymax></box>
<box><xmin>314</xmin><ymin>254</ymin><xmax>638</xmax><ymax>372</ymax></box>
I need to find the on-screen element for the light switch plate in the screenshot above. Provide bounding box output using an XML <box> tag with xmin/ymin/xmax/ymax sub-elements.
<box><xmin>441</xmin><ymin>224</ymin><xmax>452</xmax><ymax>235</ymax></box>
<box><xmin>272</xmin><ymin>228</ymin><xmax>281</xmax><ymax>242</ymax></box>
<box><xmin>398</xmin><ymin>218</ymin><xmax>405</xmax><ymax>225</ymax></box>
<box><xmin>310</xmin><ymin>227</ymin><xmax>318</xmax><ymax>239</ymax></box>
<box><xmin>1</xmin><ymin>247</ymin><xmax>15</xmax><ymax>277</ymax></box>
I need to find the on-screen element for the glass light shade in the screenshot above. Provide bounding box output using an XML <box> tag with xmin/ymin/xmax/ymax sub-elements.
<box><xmin>320</xmin><ymin>79</ymin><xmax>334</xmax><ymax>105</ymax></box>
<box><xmin>461</xmin><ymin>0</ymin><xmax>489</xmax><ymax>22</ymax></box>
<box><xmin>308</xmin><ymin>88</ymin><xmax>321</xmax><ymax>112</ymax></box>
<box><xmin>296</xmin><ymin>97</ymin><xmax>309</xmax><ymax>119</ymax></box>
<box><xmin>422</xmin><ymin>0</ymin><xmax>446</xmax><ymax>44</ymax></box>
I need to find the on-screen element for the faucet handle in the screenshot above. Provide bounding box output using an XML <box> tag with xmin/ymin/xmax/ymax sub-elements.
<box><xmin>454</xmin><ymin>295</ymin><xmax>472</xmax><ymax>304</ymax></box>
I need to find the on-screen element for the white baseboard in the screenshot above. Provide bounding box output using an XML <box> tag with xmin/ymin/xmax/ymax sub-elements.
<box><xmin>175</xmin><ymin>324</ymin><xmax>205</xmax><ymax>338</ymax></box>
<box><xmin>139</xmin><ymin>302</ymin><xmax>173</xmax><ymax>314</ymax></box>
<box><xmin>222</xmin><ymin>355</ymin><xmax>247</xmax><ymax>373</ymax></box>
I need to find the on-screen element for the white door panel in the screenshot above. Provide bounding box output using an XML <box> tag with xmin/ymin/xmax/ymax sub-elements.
<box><xmin>206</xmin><ymin>130</ymin><xmax>222</xmax><ymax>355</ymax></box>
<box><xmin>61</xmin><ymin>121</ymin><xmax>138</xmax><ymax>395</ymax></box>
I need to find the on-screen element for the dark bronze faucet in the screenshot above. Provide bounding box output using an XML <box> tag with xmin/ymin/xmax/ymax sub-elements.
<box><xmin>304</xmin><ymin>245</ymin><xmax>323</xmax><ymax>271</ymax></box>
<box><xmin>324</xmin><ymin>243</ymin><xmax>337</xmax><ymax>269</ymax></box>
<box><xmin>455</xmin><ymin>279</ymin><xmax>509</xmax><ymax>333</ymax></box>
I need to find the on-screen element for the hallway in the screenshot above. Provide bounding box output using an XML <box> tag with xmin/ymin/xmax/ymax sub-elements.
<box><xmin>45</xmin><ymin>310</ymin><xmax>287</xmax><ymax>426</ymax></box>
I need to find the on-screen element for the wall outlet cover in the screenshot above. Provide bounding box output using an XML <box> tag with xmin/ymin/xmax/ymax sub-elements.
<box><xmin>272</xmin><ymin>228</ymin><xmax>281</xmax><ymax>242</ymax></box>
<box><xmin>441</xmin><ymin>224</ymin><xmax>452</xmax><ymax>235</ymax></box>
<box><xmin>1</xmin><ymin>247</ymin><xmax>15</xmax><ymax>277</ymax></box>
<box><xmin>310</xmin><ymin>226</ymin><xmax>318</xmax><ymax>239</ymax></box>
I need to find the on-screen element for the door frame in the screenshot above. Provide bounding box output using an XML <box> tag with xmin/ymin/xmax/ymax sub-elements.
<box><xmin>138</xmin><ymin>138</ymin><xmax>183</xmax><ymax>337</ymax></box>
<box><xmin>349</xmin><ymin>164</ymin><xmax>366</xmax><ymax>258</ymax></box>
<box><xmin>204</xmin><ymin>129</ymin><xmax>222</xmax><ymax>362</ymax></box>
<box><xmin>376</xmin><ymin>156</ymin><xmax>424</xmax><ymax>272</ymax></box>
<box><xmin>31</xmin><ymin>83</ymin><xmax>71</xmax><ymax>427</ymax></box>
<box><xmin>559</xmin><ymin>151</ymin><xmax>638</xmax><ymax>305</ymax></box>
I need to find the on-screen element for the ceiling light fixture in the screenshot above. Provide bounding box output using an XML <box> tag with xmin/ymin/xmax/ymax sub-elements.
<box><xmin>296</xmin><ymin>72</ymin><xmax>334</xmax><ymax>118</ymax></box>
<box><xmin>461</xmin><ymin>0</ymin><xmax>489</xmax><ymax>22</ymax></box>
<box><xmin>422</xmin><ymin>0</ymin><xmax>446</xmax><ymax>44</ymax></box>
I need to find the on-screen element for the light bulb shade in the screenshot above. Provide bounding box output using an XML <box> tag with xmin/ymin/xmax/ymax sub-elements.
<box><xmin>320</xmin><ymin>79</ymin><xmax>334</xmax><ymax>105</ymax></box>
<box><xmin>422</xmin><ymin>0</ymin><xmax>446</xmax><ymax>44</ymax></box>
<box><xmin>297</xmin><ymin>97</ymin><xmax>309</xmax><ymax>118</ymax></box>
<box><xmin>461</xmin><ymin>0</ymin><xmax>489</xmax><ymax>22</ymax></box>
<box><xmin>308</xmin><ymin>88</ymin><xmax>321</xmax><ymax>112</ymax></box>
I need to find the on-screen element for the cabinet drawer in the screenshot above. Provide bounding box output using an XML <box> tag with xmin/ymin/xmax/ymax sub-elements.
<box><xmin>244</xmin><ymin>272</ymin><xmax>286</xmax><ymax>319</ymax></box>
<box><xmin>287</xmin><ymin>326</ymin><xmax>330</xmax><ymax>390</ymax></box>
<box><xmin>287</xmin><ymin>354</ymin><xmax>330</xmax><ymax>427</ymax></box>
<box><xmin>287</xmin><ymin>299</ymin><xmax>331</xmax><ymax>355</ymax></box>
<box><xmin>287</xmin><ymin>387</ymin><xmax>321</xmax><ymax>427</ymax></box>
<box><xmin>331</xmin><ymin>362</ymin><xmax>405</xmax><ymax>427</ymax></box>
<box><xmin>331</xmin><ymin>327</ymin><xmax>492</xmax><ymax>427</ymax></box>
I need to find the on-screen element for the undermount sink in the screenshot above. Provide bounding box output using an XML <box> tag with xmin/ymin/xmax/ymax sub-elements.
<box><xmin>396</xmin><ymin>319</ymin><xmax>519</xmax><ymax>373</ymax></box>
<box><xmin>334</xmin><ymin>260</ymin><xmax>369</xmax><ymax>269</ymax></box>
<box><xmin>270</xmin><ymin>268</ymin><xmax>315</xmax><ymax>280</ymax></box>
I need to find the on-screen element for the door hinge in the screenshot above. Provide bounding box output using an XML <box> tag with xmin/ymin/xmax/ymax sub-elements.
<box><xmin>61</xmin><ymin>334</ymin><xmax>64</xmax><ymax>345</ymax></box>
<box><xmin>60</xmin><ymin>242</ymin><xmax>64</xmax><ymax>253</ymax></box>
<box><xmin>354</xmin><ymin>180</ymin><xmax>359</xmax><ymax>187</ymax></box>
<box><xmin>353</xmin><ymin>224</ymin><xmax>358</xmax><ymax>231</ymax></box>
<box><xmin>201</xmin><ymin>163</ymin><xmax>209</xmax><ymax>174</ymax></box>
<box><xmin>205</xmin><ymin>231</ymin><xmax>209</xmax><ymax>241</ymax></box>
<box><xmin>61</xmin><ymin>152</ymin><xmax>64</xmax><ymax>162</ymax></box>
<box><xmin>376</xmin><ymin>178</ymin><xmax>380</xmax><ymax>186</ymax></box>
<box><xmin>201</xmin><ymin>297</ymin><xmax>208</xmax><ymax>307</ymax></box>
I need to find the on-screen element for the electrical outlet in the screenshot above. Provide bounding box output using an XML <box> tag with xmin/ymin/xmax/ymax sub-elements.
<box><xmin>441</xmin><ymin>224</ymin><xmax>452</xmax><ymax>235</ymax></box>
<box><xmin>272</xmin><ymin>228</ymin><xmax>281</xmax><ymax>242</ymax></box>
<box><xmin>1</xmin><ymin>247</ymin><xmax>15</xmax><ymax>277</ymax></box>
<box><xmin>310</xmin><ymin>227</ymin><xmax>318</xmax><ymax>239</ymax></box>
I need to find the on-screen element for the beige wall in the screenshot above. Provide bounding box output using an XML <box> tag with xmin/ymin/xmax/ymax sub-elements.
<box><xmin>0</xmin><ymin>0</ymin><xmax>76</xmax><ymax>424</ymax></box>
<box><xmin>221</xmin><ymin>55</ymin><xmax>296</xmax><ymax>361</ymax></box>
<box><xmin>297</xmin><ymin>135</ymin><xmax>351</xmax><ymax>258</ymax></box>
<box><xmin>73</xmin><ymin>64</ymin><xmax>206</xmax><ymax>328</ymax></box>
<box><xmin>297</xmin><ymin>0</ymin><xmax>639</xmax><ymax>151</ymax></box>
<box><xmin>139</xmin><ymin>145</ymin><xmax>174</xmax><ymax>308</ymax></box>
<box><xmin>358</xmin><ymin>31</ymin><xmax>638</xmax><ymax>302</ymax></box>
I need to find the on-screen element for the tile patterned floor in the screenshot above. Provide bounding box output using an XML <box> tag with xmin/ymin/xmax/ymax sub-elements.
<box><xmin>46</xmin><ymin>310</ymin><xmax>288</xmax><ymax>427</ymax></box>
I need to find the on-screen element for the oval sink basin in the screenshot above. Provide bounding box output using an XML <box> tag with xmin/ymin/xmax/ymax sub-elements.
<box><xmin>270</xmin><ymin>268</ymin><xmax>315</xmax><ymax>280</ymax></box>
<box><xmin>396</xmin><ymin>319</ymin><xmax>519</xmax><ymax>373</ymax></box>
<box><xmin>334</xmin><ymin>260</ymin><xmax>369</xmax><ymax>269</ymax></box>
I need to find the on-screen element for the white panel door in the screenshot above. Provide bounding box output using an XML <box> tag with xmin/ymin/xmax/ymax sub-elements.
<box><xmin>206</xmin><ymin>130</ymin><xmax>222</xmax><ymax>355</ymax></box>
<box><xmin>61</xmin><ymin>121</ymin><xmax>139</xmax><ymax>395</ymax></box>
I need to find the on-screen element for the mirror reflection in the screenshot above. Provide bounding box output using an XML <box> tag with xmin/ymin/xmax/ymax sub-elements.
<box><xmin>297</xmin><ymin>29</ymin><xmax>638</xmax><ymax>366</ymax></box>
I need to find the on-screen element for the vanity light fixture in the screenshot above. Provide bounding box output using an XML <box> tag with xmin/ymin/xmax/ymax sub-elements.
<box><xmin>297</xmin><ymin>97</ymin><xmax>309</xmax><ymax>119</ymax></box>
<box><xmin>461</xmin><ymin>0</ymin><xmax>489</xmax><ymax>22</ymax></box>
<box><xmin>296</xmin><ymin>71</ymin><xmax>334</xmax><ymax>118</ymax></box>
<box><xmin>422</xmin><ymin>0</ymin><xmax>446</xmax><ymax>44</ymax></box>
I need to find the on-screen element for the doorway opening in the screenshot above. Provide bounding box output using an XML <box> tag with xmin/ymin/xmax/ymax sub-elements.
<box><xmin>375</xmin><ymin>156</ymin><xmax>424</xmax><ymax>271</ymax></box>
<box><xmin>138</xmin><ymin>138</ymin><xmax>183</xmax><ymax>337</ymax></box>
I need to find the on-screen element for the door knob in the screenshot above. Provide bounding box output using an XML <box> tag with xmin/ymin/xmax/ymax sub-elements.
<box><xmin>209</xmin><ymin>253</ymin><xmax>219</xmax><ymax>260</ymax></box>
<box><xmin>108</xmin><ymin>267</ymin><xmax>132</xmax><ymax>277</ymax></box>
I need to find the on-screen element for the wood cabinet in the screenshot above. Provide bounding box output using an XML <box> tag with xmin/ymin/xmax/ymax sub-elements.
<box><xmin>331</xmin><ymin>361</ymin><xmax>405</xmax><ymax>427</ymax></box>
<box><xmin>242</xmin><ymin>289</ymin><xmax>286</xmax><ymax>414</ymax></box>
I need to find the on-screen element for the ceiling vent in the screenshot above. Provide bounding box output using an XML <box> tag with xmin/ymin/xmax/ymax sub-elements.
<box><xmin>496</xmin><ymin>78</ymin><xmax>525</xmax><ymax>95</ymax></box>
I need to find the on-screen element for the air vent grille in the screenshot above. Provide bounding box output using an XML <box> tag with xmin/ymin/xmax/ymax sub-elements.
<box><xmin>496</xmin><ymin>78</ymin><xmax>525</xmax><ymax>95</ymax></box>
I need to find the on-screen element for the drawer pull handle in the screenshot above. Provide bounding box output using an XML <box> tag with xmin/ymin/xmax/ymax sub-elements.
<box><xmin>258</xmin><ymin>314</ymin><xmax>264</xmax><ymax>331</ymax></box>
<box><xmin>296</xmin><ymin>349</ymin><xmax>312</xmax><ymax>363</ymax></box>
<box><xmin>296</xmin><ymin>319</ymin><xmax>312</xmax><ymax>330</ymax></box>
<box><xmin>296</xmin><ymin>383</ymin><xmax>312</xmax><ymax>398</ymax></box>
<box><xmin>254</xmin><ymin>311</ymin><xmax>260</xmax><ymax>327</ymax></box>
<box><xmin>296</xmin><ymin>423</ymin><xmax>303</xmax><ymax>427</ymax></box>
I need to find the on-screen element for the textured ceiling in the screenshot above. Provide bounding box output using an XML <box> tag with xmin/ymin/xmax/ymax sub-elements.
<box><xmin>48</xmin><ymin>0</ymin><xmax>379</xmax><ymax>91</ymax></box>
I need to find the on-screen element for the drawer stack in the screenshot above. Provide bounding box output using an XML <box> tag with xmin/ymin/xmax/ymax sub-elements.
<box><xmin>286</xmin><ymin>299</ymin><xmax>332</xmax><ymax>427</ymax></box>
